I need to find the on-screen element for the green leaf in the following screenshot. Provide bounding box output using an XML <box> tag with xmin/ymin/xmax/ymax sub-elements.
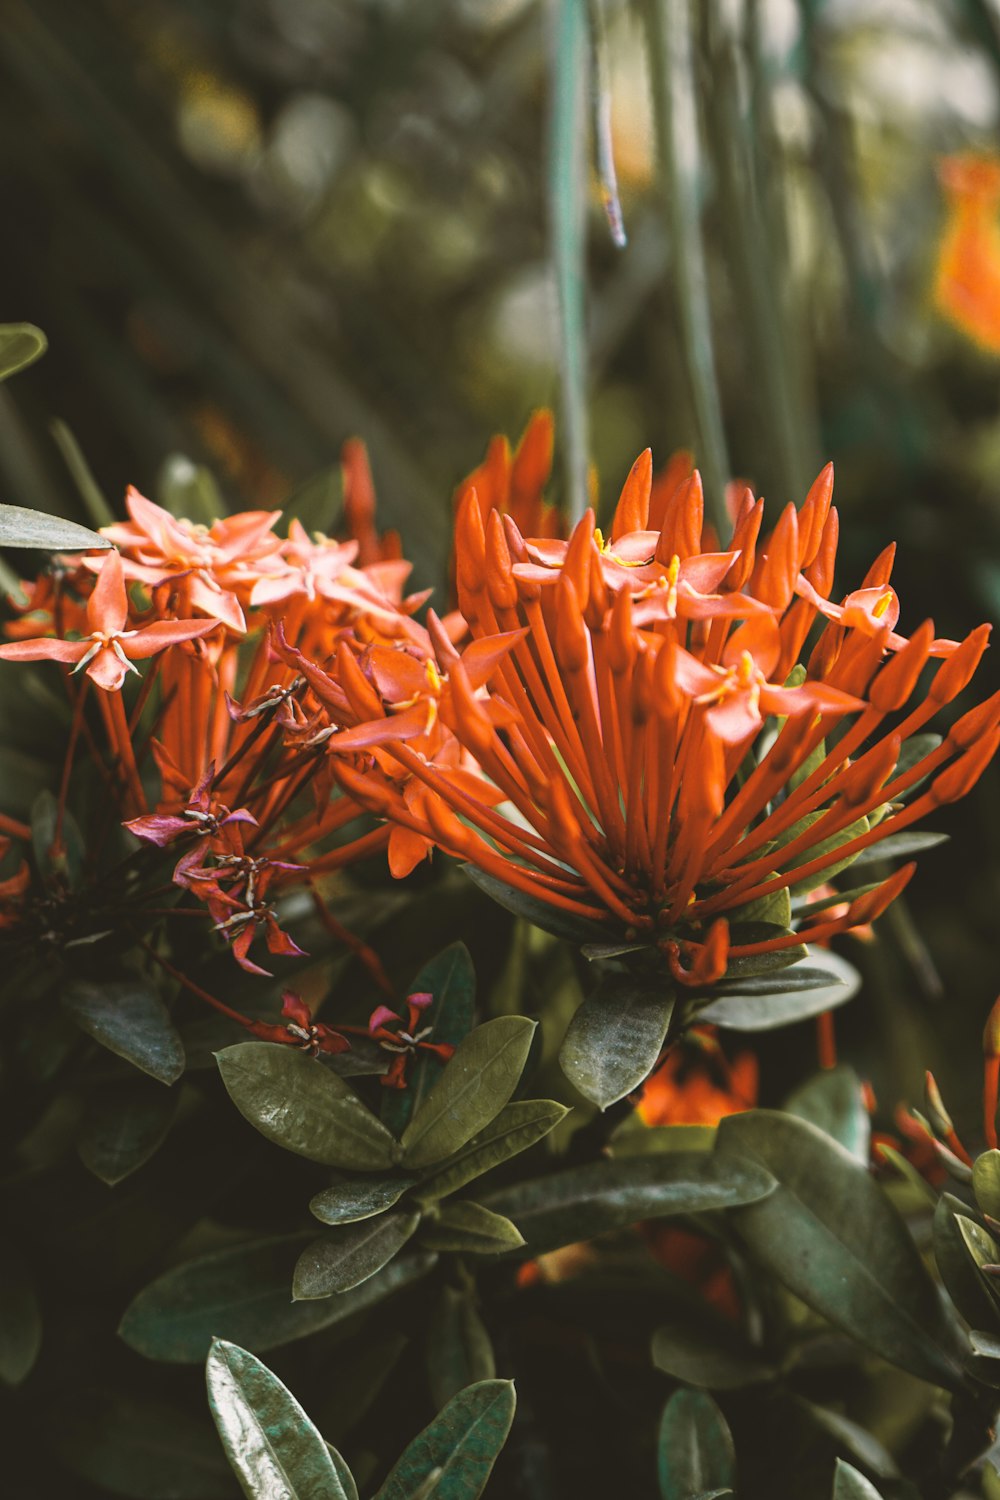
<box><xmin>849</xmin><ymin>832</ymin><xmax>948</xmax><ymax>867</ymax></box>
<box><xmin>933</xmin><ymin>1194</ymin><xmax>1000</xmax><ymax>1333</ymax></box>
<box><xmin>78</xmin><ymin>1074</ymin><xmax>181</xmax><ymax>1185</ymax></box>
<box><xmin>832</xmin><ymin>1459</ymin><xmax>883</xmax><ymax>1499</ymax></box>
<box><xmin>55</xmin><ymin>1388</ymin><xmax>234</xmax><ymax>1500</ymax></box>
<box><xmin>559</xmin><ymin>974</ymin><xmax>674</xmax><ymax>1109</ymax></box>
<box><xmin>0</xmin><ymin>502</ymin><xmax>110</xmax><ymax>552</ymax></box>
<box><xmin>427</xmin><ymin>1287</ymin><xmax>496</xmax><ymax>1410</ymax></box>
<box><xmin>774</xmin><ymin>810</ymin><xmax>870</xmax><ymax>894</ymax></box>
<box><xmin>724</xmin><ymin>921</ymin><xmax>808</xmax><ymax>977</ymax></box>
<box><xmin>784</xmin><ymin>1066</ymin><xmax>870</xmax><ymax>1163</ymax></box>
<box><xmin>955</xmin><ymin>1216</ymin><xmax>1000</xmax><ymax>1311</ymax></box>
<box><xmin>374</xmin><ymin>1379</ymin><xmax>516</xmax><ymax>1500</ymax></box>
<box><xmin>483</xmin><ymin>1151</ymin><xmax>775</xmax><ymax>1256</ymax></box>
<box><xmin>716</xmin><ymin>1111</ymin><xmax>966</xmax><ymax>1388</ymax></box>
<box><xmin>692</xmin><ymin>948</ymin><xmax>860</xmax><ymax>1031</ymax></box>
<box><xmin>973</xmin><ymin>1151</ymin><xmax>1000</xmax><ymax>1220</ymax></box>
<box><xmin>401</xmin><ymin>1017</ymin><xmax>536</xmax><ymax>1169</ymax></box>
<box><xmin>283</xmin><ymin>464</ymin><xmax>341</xmax><ymax>535</ymax></box>
<box><xmin>158</xmin><ymin>454</ymin><xmax>224</xmax><ymax>525</ymax></box>
<box><xmin>413</xmin><ymin>1100</ymin><xmax>569</xmax><ymax>1205</ymax></box>
<box><xmin>31</xmin><ymin>787</ymin><xmax>85</xmax><ymax>887</ymax></box>
<box><xmin>216</xmin><ymin>1042</ymin><xmax>398</xmax><ymax>1169</ymax></box>
<box><xmin>419</xmin><ymin>1201</ymin><xmax>525</xmax><ymax>1255</ymax></box>
<box><xmin>463</xmin><ymin>864</ymin><xmax>603</xmax><ymax>944</ymax></box>
<box><xmin>293</xmin><ymin>1212</ymin><xmax>421</xmax><ymax>1299</ymax></box>
<box><xmin>730</xmin><ymin>884</ymin><xmax>792</xmax><ymax>928</ymax></box>
<box><xmin>207</xmin><ymin>1338</ymin><xmax>353</xmax><ymax>1500</ymax></box>
<box><xmin>657</xmin><ymin>1390</ymin><xmax>735</xmax><ymax>1500</ymax></box>
<box><xmin>119</xmin><ymin>1235</ymin><xmax>436</xmax><ymax>1363</ymax></box>
<box><xmin>383</xmin><ymin>942</ymin><xmax>477</xmax><ymax>1134</ymax></box>
<box><xmin>0</xmin><ymin>322</ymin><xmax>46</xmax><ymax>380</ymax></box>
<box><xmin>985</xmin><ymin>1460</ymin><xmax>1000</xmax><ymax>1500</ymax></box>
<box><xmin>310</xmin><ymin>1176</ymin><xmax>417</xmax><ymax>1225</ymax></box>
<box><xmin>0</xmin><ymin>1236</ymin><xmax>41</xmax><ymax>1385</ymax></box>
<box><xmin>62</xmin><ymin>978</ymin><xmax>185</xmax><ymax>1085</ymax></box>
<box><xmin>610</xmin><ymin>1122</ymin><xmax>717</xmax><ymax>1158</ymax></box>
<box><xmin>652</xmin><ymin>1307</ymin><xmax>777</xmax><ymax>1389</ymax></box>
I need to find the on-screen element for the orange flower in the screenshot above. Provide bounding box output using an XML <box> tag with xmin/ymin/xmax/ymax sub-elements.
<box><xmin>637</xmin><ymin>1038</ymin><xmax>758</xmax><ymax>1127</ymax></box>
<box><xmin>318</xmin><ymin>443</ymin><xmax>998</xmax><ymax>983</ymax></box>
<box><xmin>933</xmin><ymin>152</ymin><xmax>1000</xmax><ymax>352</ymax></box>
<box><xmin>0</xmin><ymin>549</ymin><xmax>215</xmax><ymax>692</ymax></box>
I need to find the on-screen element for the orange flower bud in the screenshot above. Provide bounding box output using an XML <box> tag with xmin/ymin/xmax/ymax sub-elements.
<box><xmin>555</xmin><ymin>575</ymin><xmax>590</xmax><ymax>673</ymax></box>
<box><xmin>798</xmin><ymin>462</ymin><xmax>835</xmax><ymax>570</ymax></box>
<box><xmin>611</xmin><ymin>448</ymin><xmax>652</xmax><ymax>540</ymax></box>
<box><xmin>336</xmin><ymin>639</ymin><xmax>384</xmax><ymax>721</ymax></box>
<box><xmin>656</xmin><ymin>471</ymin><xmax>704</xmax><ymax>564</ymax></box>
<box><xmin>931</xmin><ymin>727</ymin><xmax>1000</xmax><ymax>804</ymax></box>
<box><xmin>510</xmin><ymin>409</ymin><xmax>554</xmax><ymax>510</ymax></box>
<box><xmin>804</xmin><ymin>507</ymin><xmax>839</xmax><ymax>598</ymax></box>
<box><xmin>929</xmin><ymin>623</ymin><xmax>991</xmax><ymax>704</ymax></box>
<box><xmin>838</xmin><ymin>733</ymin><xmax>901</xmax><ymax>808</ymax></box>
<box><xmin>724</xmin><ymin>494</ymin><xmax>763</xmax><ymax>591</ymax></box>
<box><xmin>485</xmin><ymin>509</ymin><xmax>518</xmax><ymax>611</ymax></box>
<box><xmin>608</xmin><ymin>587</ymin><xmax>636</xmax><ymax>676</ymax></box>
<box><xmin>862</xmin><ymin>543</ymin><xmax>896</xmax><ymax>589</ymax></box>
<box><xmin>868</xmin><ymin>620</ymin><xmax>935</xmax><ymax>711</ymax></box>
<box><xmin>563</xmin><ymin>511</ymin><xmax>594</xmax><ymax>605</ymax></box>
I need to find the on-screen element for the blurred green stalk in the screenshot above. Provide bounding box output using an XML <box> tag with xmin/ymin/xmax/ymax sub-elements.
<box><xmin>549</xmin><ymin>0</ymin><xmax>590</xmax><ymax>526</ymax></box>
<box><xmin>643</xmin><ymin>0</ymin><xmax>730</xmax><ymax>537</ymax></box>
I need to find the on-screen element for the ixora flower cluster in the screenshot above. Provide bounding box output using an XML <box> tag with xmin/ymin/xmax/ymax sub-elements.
<box><xmin>0</xmin><ymin>415</ymin><xmax>996</xmax><ymax>1083</ymax></box>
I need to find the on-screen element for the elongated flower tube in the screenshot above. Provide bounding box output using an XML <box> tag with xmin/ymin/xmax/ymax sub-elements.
<box><xmin>318</xmin><ymin>444</ymin><xmax>997</xmax><ymax>985</ymax></box>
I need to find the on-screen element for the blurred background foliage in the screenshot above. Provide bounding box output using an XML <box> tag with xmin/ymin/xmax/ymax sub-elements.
<box><xmin>3</xmin><ymin>0</ymin><xmax>1000</xmax><ymax>1188</ymax></box>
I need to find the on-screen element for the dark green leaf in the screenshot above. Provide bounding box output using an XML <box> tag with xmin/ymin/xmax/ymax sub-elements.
<box><xmin>32</xmin><ymin>787</ymin><xmax>85</xmax><ymax>887</ymax></box>
<box><xmin>419</xmin><ymin>1201</ymin><xmax>525</xmax><ymax>1255</ymax></box>
<box><xmin>716</xmin><ymin>1111</ymin><xmax>966</xmax><ymax>1388</ymax></box>
<box><xmin>462</xmin><ymin>864</ymin><xmax>603</xmax><ymax>944</ymax></box>
<box><xmin>933</xmin><ymin>1194</ymin><xmax>1000</xmax><ymax>1333</ymax></box>
<box><xmin>119</xmin><ymin>1235</ymin><xmax>436</xmax><ymax>1363</ymax></box>
<box><xmin>693</xmin><ymin>948</ymin><xmax>860</xmax><ymax>1031</ymax></box>
<box><xmin>723</xmin><ymin>921</ymin><xmax>808</xmax><ymax>977</ymax></box>
<box><xmin>293</xmin><ymin>1212</ymin><xmax>421</xmax><ymax>1299</ymax></box>
<box><xmin>310</xmin><ymin>1176</ymin><xmax>417</xmax><ymax>1225</ymax></box>
<box><xmin>657</xmin><ymin>1390</ymin><xmax>735</xmax><ymax>1500</ymax></box>
<box><xmin>973</xmin><ymin>1150</ymin><xmax>1000</xmax><ymax>1220</ymax></box>
<box><xmin>784</xmin><ymin>1066</ymin><xmax>870</xmax><ymax>1163</ymax></box>
<box><xmin>0</xmin><ymin>1236</ymin><xmax>41</xmax><ymax>1385</ymax></box>
<box><xmin>832</xmin><ymin>1459</ymin><xmax>883</xmax><ymax>1499</ymax></box>
<box><xmin>775</xmin><ymin>810</ymin><xmax>870</xmax><ymax>894</ymax></box>
<box><xmin>652</xmin><ymin>1307</ymin><xmax>777</xmax><ymax>1389</ymax></box>
<box><xmin>559</xmin><ymin>974</ymin><xmax>673</xmax><ymax>1109</ymax></box>
<box><xmin>483</xmin><ymin>1151</ymin><xmax>775</xmax><ymax>1256</ymax></box>
<box><xmin>427</xmin><ymin>1287</ymin><xmax>496</xmax><ymax>1410</ymax></box>
<box><xmin>849</xmin><ymin>832</ymin><xmax>948</xmax><ymax>867</ymax></box>
<box><xmin>207</xmin><ymin>1339</ymin><xmax>352</xmax><ymax>1500</ymax></box>
<box><xmin>0</xmin><ymin>322</ymin><xmax>47</xmax><ymax>380</ymax></box>
<box><xmin>0</xmin><ymin>502</ymin><xmax>110</xmax><ymax>551</ymax></box>
<box><xmin>78</xmin><ymin>1074</ymin><xmax>181</xmax><ymax>1185</ymax></box>
<box><xmin>796</xmin><ymin>1401</ymin><xmax>899</xmax><ymax>1481</ymax></box>
<box><xmin>413</xmin><ymin>1100</ymin><xmax>569</xmax><ymax>1205</ymax></box>
<box><xmin>63</xmin><ymin>978</ymin><xmax>185</xmax><ymax>1085</ymax></box>
<box><xmin>955</xmin><ymin>1215</ymin><xmax>1000</xmax><ymax>1310</ymax></box>
<box><xmin>216</xmin><ymin>1042</ymin><xmax>398</xmax><ymax>1169</ymax></box>
<box><xmin>401</xmin><ymin>1017</ymin><xmax>536</xmax><ymax>1169</ymax></box>
<box><xmin>374</xmin><ymin>1379</ymin><xmax>516</xmax><ymax>1500</ymax></box>
<box><xmin>383</xmin><ymin>942</ymin><xmax>477</xmax><ymax>1135</ymax></box>
<box><xmin>610</xmin><ymin>1123</ymin><xmax>717</xmax><ymax>1158</ymax></box>
<box><xmin>895</xmin><ymin>734</ymin><xmax>942</xmax><ymax>779</ymax></box>
<box><xmin>55</xmin><ymin>1388</ymin><xmax>234</xmax><ymax>1500</ymax></box>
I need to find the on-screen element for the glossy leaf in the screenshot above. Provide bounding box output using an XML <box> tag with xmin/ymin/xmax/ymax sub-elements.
<box><xmin>0</xmin><ymin>1236</ymin><xmax>41</xmax><ymax>1385</ymax></box>
<box><xmin>784</xmin><ymin>1066</ymin><xmax>870</xmax><ymax>1163</ymax></box>
<box><xmin>716</xmin><ymin>1111</ymin><xmax>966</xmax><ymax>1388</ymax></box>
<box><xmin>778</xmin><ymin>810</ymin><xmax>870</xmax><ymax>894</ymax></box>
<box><xmin>427</xmin><ymin>1287</ymin><xmax>496</xmax><ymax>1410</ymax></box>
<box><xmin>293</xmin><ymin>1212</ymin><xmax>421</xmax><ymax>1299</ymax></box>
<box><xmin>413</xmin><ymin>1099</ymin><xmax>569</xmax><ymax>1205</ymax></box>
<box><xmin>693</xmin><ymin>948</ymin><xmax>860</xmax><ymax>1032</ymax></box>
<box><xmin>62</xmin><ymin>978</ymin><xmax>185</xmax><ymax>1085</ymax></box>
<box><xmin>463</xmin><ymin>864</ymin><xmax>603</xmax><ymax>944</ymax></box>
<box><xmin>216</xmin><ymin>1042</ymin><xmax>398</xmax><ymax>1169</ymax></box>
<box><xmin>559</xmin><ymin>974</ymin><xmax>674</xmax><ymax>1109</ymax></box>
<box><xmin>652</xmin><ymin>1306</ymin><xmax>776</xmax><ymax>1389</ymax></box>
<box><xmin>119</xmin><ymin>1235</ymin><xmax>436</xmax><ymax>1363</ymax></box>
<box><xmin>401</xmin><ymin>1017</ymin><xmax>536</xmax><ymax>1169</ymax></box>
<box><xmin>310</xmin><ymin>1176</ymin><xmax>417</xmax><ymax>1225</ymax></box>
<box><xmin>419</xmin><ymin>1200</ymin><xmax>525</xmax><ymax>1254</ymax></box>
<box><xmin>832</xmin><ymin>1459</ymin><xmax>883</xmax><ymax>1499</ymax></box>
<box><xmin>383</xmin><ymin>942</ymin><xmax>476</xmax><ymax>1134</ymax></box>
<box><xmin>483</xmin><ymin>1151</ymin><xmax>775</xmax><ymax>1256</ymax></box>
<box><xmin>0</xmin><ymin>322</ymin><xmax>46</xmax><ymax>380</ymax></box>
<box><xmin>207</xmin><ymin>1338</ymin><xmax>352</xmax><ymax>1500</ymax></box>
<box><xmin>723</xmin><ymin>920</ymin><xmax>808</xmax><ymax>977</ymax></box>
<box><xmin>0</xmin><ymin>502</ymin><xmax>110</xmax><ymax>551</ymax></box>
<box><xmin>78</xmin><ymin>1074</ymin><xmax>181</xmax><ymax>1185</ymax></box>
<box><xmin>374</xmin><ymin>1379</ymin><xmax>516</xmax><ymax>1500</ymax></box>
<box><xmin>657</xmin><ymin>1390</ymin><xmax>735</xmax><ymax>1500</ymax></box>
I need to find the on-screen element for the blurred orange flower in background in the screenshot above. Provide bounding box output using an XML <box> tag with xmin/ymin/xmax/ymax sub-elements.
<box><xmin>934</xmin><ymin>152</ymin><xmax>1000</xmax><ymax>352</ymax></box>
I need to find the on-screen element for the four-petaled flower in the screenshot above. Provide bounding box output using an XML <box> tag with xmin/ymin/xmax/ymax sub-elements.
<box><xmin>0</xmin><ymin>549</ymin><xmax>215</xmax><ymax>691</ymax></box>
<box><xmin>367</xmin><ymin>992</ymin><xmax>456</xmax><ymax>1089</ymax></box>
